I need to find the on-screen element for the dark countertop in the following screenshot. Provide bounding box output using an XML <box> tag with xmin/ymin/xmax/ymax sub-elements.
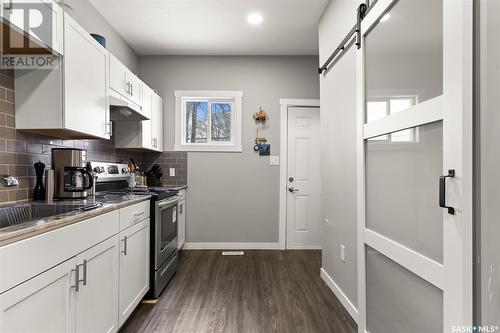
<box><xmin>0</xmin><ymin>194</ymin><xmax>151</xmax><ymax>247</ymax></box>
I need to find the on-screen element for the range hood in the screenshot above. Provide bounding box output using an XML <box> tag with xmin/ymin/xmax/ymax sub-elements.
<box><xmin>109</xmin><ymin>89</ymin><xmax>150</xmax><ymax>121</ymax></box>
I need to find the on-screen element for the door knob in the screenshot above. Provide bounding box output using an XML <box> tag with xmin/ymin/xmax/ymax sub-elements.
<box><xmin>288</xmin><ymin>187</ymin><xmax>299</xmax><ymax>193</ymax></box>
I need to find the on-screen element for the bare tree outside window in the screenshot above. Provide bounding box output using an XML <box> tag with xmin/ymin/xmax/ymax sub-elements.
<box><xmin>185</xmin><ymin>101</ymin><xmax>208</xmax><ymax>143</ymax></box>
<box><xmin>211</xmin><ymin>103</ymin><xmax>232</xmax><ymax>142</ymax></box>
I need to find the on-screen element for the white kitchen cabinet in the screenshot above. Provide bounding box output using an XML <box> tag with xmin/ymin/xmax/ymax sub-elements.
<box><xmin>152</xmin><ymin>91</ymin><xmax>164</xmax><ymax>151</ymax></box>
<box><xmin>0</xmin><ymin>258</ymin><xmax>76</xmax><ymax>333</ymax></box>
<box><xmin>75</xmin><ymin>235</ymin><xmax>119</xmax><ymax>333</ymax></box>
<box><xmin>177</xmin><ymin>189</ymin><xmax>186</xmax><ymax>249</ymax></box>
<box><xmin>15</xmin><ymin>12</ymin><xmax>110</xmax><ymax>139</ymax></box>
<box><xmin>109</xmin><ymin>53</ymin><xmax>143</xmax><ymax>108</ymax></box>
<box><xmin>0</xmin><ymin>202</ymin><xmax>150</xmax><ymax>333</ymax></box>
<box><xmin>118</xmin><ymin>219</ymin><xmax>150</xmax><ymax>327</ymax></box>
<box><xmin>114</xmin><ymin>88</ymin><xmax>164</xmax><ymax>152</ymax></box>
<box><xmin>0</xmin><ymin>0</ymin><xmax>64</xmax><ymax>54</ymax></box>
<box><xmin>63</xmin><ymin>13</ymin><xmax>110</xmax><ymax>139</ymax></box>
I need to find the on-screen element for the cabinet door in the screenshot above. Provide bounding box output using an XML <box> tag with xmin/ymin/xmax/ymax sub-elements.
<box><xmin>0</xmin><ymin>258</ymin><xmax>76</xmax><ymax>333</ymax></box>
<box><xmin>118</xmin><ymin>220</ymin><xmax>149</xmax><ymax>327</ymax></box>
<box><xmin>178</xmin><ymin>200</ymin><xmax>186</xmax><ymax>249</ymax></box>
<box><xmin>75</xmin><ymin>235</ymin><xmax>119</xmax><ymax>333</ymax></box>
<box><xmin>109</xmin><ymin>54</ymin><xmax>128</xmax><ymax>99</ymax></box>
<box><xmin>63</xmin><ymin>12</ymin><xmax>110</xmax><ymax>139</ymax></box>
<box><xmin>127</xmin><ymin>74</ymin><xmax>143</xmax><ymax>107</ymax></box>
<box><xmin>0</xmin><ymin>0</ymin><xmax>63</xmax><ymax>54</ymax></box>
<box><xmin>152</xmin><ymin>92</ymin><xmax>164</xmax><ymax>152</ymax></box>
<box><xmin>141</xmin><ymin>86</ymin><xmax>153</xmax><ymax>150</ymax></box>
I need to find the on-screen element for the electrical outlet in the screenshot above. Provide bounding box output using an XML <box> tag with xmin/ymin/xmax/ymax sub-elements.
<box><xmin>340</xmin><ymin>245</ymin><xmax>346</xmax><ymax>263</ymax></box>
<box><xmin>169</xmin><ymin>168</ymin><xmax>175</xmax><ymax>177</ymax></box>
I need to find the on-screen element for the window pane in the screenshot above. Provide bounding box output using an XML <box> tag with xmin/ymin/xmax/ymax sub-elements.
<box><xmin>211</xmin><ymin>103</ymin><xmax>232</xmax><ymax>142</ymax></box>
<box><xmin>365</xmin><ymin>0</ymin><xmax>443</xmax><ymax>123</ymax></box>
<box><xmin>366</xmin><ymin>121</ymin><xmax>443</xmax><ymax>263</ymax></box>
<box><xmin>185</xmin><ymin>101</ymin><xmax>208</xmax><ymax>143</ymax></box>
<box><xmin>391</xmin><ymin>128</ymin><xmax>413</xmax><ymax>142</ymax></box>
<box><xmin>367</xmin><ymin>101</ymin><xmax>387</xmax><ymax>122</ymax></box>
<box><xmin>390</xmin><ymin>98</ymin><xmax>413</xmax><ymax>114</ymax></box>
<box><xmin>366</xmin><ymin>246</ymin><xmax>443</xmax><ymax>333</ymax></box>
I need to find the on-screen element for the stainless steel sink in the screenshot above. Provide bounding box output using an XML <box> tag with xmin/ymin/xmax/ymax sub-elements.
<box><xmin>0</xmin><ymin>202</ymin><xmax>103</xmax><ymax>229</ymax></box>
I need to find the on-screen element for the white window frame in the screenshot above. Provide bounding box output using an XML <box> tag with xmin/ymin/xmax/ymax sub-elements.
<box><xmin>174</xmin><ymin>90</ymin><xmax>243</xmax><ymax>152</ymax></box>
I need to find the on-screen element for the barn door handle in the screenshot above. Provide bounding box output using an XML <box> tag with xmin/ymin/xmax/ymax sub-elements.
<box><xmin>439</xmin><ymin>169</ymin><xmax>455</xmax><ymax>215</ymax></box>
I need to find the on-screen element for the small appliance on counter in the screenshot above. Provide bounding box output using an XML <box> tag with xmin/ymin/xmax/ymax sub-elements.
<box><xmin>52</xmin><ymin>148</ymin><xmax>93</xmax><ymax>199</ymax></box>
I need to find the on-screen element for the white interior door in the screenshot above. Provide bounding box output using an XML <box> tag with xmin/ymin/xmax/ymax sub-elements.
<box><xmin>286</xmin><ymin>107</ymin><xmax>321</xmax><ymax>249</ymax></box>
<box><xmin>356</xmin><ymin>0</ymin><xmax>472</xmax><ymax>332</ymax></box>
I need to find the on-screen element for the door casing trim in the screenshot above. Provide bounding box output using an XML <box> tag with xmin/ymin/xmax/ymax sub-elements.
<box><xmin>278</xmin><ymin>99</ymin><xmax>320</xmax><ymax>250</ymax></box>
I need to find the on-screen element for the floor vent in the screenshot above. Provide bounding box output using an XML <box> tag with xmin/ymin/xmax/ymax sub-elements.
<box><xmin>222</xmin><ymin>251</ymin><xmax>244</xmax><ymax>256</ymax></box>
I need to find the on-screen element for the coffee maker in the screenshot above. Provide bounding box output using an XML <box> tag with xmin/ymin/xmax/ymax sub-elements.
<box><xmin>52</xmin><ymin>148</ymin><xmax>93</xmax><ymax>199</ymax></box>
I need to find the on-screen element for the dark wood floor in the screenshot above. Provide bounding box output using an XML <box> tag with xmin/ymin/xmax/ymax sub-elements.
<box><xmin>121</xmin><ymin>250</ymin><xmax>357</xmax><ymax>333</ymax></box>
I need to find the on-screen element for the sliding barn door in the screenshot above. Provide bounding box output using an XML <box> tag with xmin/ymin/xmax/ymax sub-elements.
<box><xmin>355</xmin><ymin>0</ymin><xmax>473</xmax><ymax>332</ymax></box>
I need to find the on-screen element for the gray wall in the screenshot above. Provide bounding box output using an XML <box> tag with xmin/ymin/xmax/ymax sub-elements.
<box><xmin>65</xmin><ymin>0</ymin><xmax>139</xmax><ymax>71</ymax></box>
<box><xmin>319</xmin><ymin>0</ymin><xmax>358</xmax><ymax>308</ymax></box>
<box><xmin>138</xmin><ymin>56</ymin><xmax>319</xmax><ymax>243</ymax></box>
<box><xmin>478</xmin><ymin>0</ymin><xmax>500</xmax><ymax>327</ymax></box>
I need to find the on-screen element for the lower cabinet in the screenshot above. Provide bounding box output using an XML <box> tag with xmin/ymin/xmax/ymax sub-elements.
<box><xmin>0</xmin><ymin>202</ymin><xmax>150</xmax><ymax>333</ymax></box>
<box><xmin>0</xmin><ymin>236</ymin><xmax>120</xmax><ymax>333</ymax></box>
<box><xmin>0</xmin><ymin>258</ymin><xmax>76</xmax><ymax>333</ymax></box>
<box><xmin>118</xmin><ymin>219</ymin><xmax>150</xmax><ymax>327</ymax></box>
<box><xmin>178</xmin><ymin>189</ymin><xmax>186</xmax><ymax>249</ymax></box>
<box><xmin>75</xmin><ymin>235</ymin><xmax>119</xmax><ymax>333</ymax></box>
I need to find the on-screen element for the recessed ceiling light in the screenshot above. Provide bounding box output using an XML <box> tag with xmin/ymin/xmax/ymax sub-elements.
<box><xmin>247</xmin><ymin>13</ymin><xmax>263</xmax><ymax>25</ymax></box>
<box><xmin>380</xmin><ymin>13</ymin><xmax>391</xmax><ymax>22</ymax></box>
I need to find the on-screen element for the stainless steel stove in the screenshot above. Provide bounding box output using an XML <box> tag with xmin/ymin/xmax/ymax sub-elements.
<box><xmin>88</xmin><ymin>161</ymin><xmax>179</xmax><ymax>298</ymax></box>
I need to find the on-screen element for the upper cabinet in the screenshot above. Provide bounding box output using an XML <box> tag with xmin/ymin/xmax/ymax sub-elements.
<box><xmin>151</xmin><ymin>91</ymin><xmax>163</xmax><ymax>151</ymax></box>
<box><xmin>109</xmin><ymin>54</ymin><xmax>143</xmax><ymax>108</ymax></box>
<box><xmin>0</xmin><ymin>0</ymin><xmax>64</xmax><ymax>55</ymax></box>
<box><xmin>114</xmin><ymin>87</ymin><xmax>163</xmax><ymax>152</ymax></box>
<box><xmin>15</xmin><ymin>12</ymin><xmax>110</xmax><ymax>140</ymax></box>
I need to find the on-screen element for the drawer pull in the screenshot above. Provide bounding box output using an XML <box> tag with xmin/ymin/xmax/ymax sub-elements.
<box><xmin>134</xmin><ymin>211</ymin><xmax>144</xmax><ymax>218</ymax></box>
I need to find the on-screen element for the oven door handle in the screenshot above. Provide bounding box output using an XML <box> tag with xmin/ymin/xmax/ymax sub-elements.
<box><xmin>157</xmin><ymin>199</ymin><xmax>178</xmax><ymax>208</ymax></box>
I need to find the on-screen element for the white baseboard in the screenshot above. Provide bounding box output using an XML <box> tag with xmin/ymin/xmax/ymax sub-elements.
<box><xmin>182</xmin><ymin>242</ymin><xmax>282</xmax><ymax>250</ymax></box>
<box><xmin>286</xmin><ymin>245</ymin><xmax>322</xmax><ymax>250</ymax></box>
<box><xmin>320</xmin><ymin>267</ymin><xmax>358</xmax><ymax>324</ymax></box>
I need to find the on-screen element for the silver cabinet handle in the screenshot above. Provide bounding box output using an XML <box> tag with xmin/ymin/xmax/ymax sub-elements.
<box><xmin>179</xmin><ymin>203</ymin><xmax>183</xmax><ymax>214</ymax></box>
<box><xmin>151</xmin><ymin>138</ymin><xmax>154</xmax><ymax>148</ymax></box>
<box><xmin>122</xmin><ymin>236</ymin><xmax>128</xmax><ymax>256</ymax></box>
<box><xmin>105</xmin><ymin>122</ymin><xmax>112</xmax><ymax>135</ymax></box>
<box><xmin>71</xmin><ymin>264</ymin><xmax>80</xmax><ymax>292</ymax></box>
<box><xmin>134</xmin><ymin>211</ymin><xmax>144</xmax><ymax>217</ymax></box>
<box><xmin>79</xmin><ymin>259</ymin><xmax>87</xmax><ymax>286</ymax></box>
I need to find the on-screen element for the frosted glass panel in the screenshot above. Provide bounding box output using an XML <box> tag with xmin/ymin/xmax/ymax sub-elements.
<box><xmin>365</xmin><ymin>0</ymin><xmax>443</xmax><ymax>123</ymax></box>
<box><xmin>366</xmin><ymin>247</ymin><xmax>443</xmax><ymax>333</ymax></box>
<box><xmin>366</xmin><ymin>121</ymin><xmax>443</xmax><ymax>263</ymax></box>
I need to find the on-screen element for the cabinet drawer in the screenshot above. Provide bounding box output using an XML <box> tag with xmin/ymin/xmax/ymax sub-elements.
<box><xmin>0</xmin><ymin>210</ymin><xmax>119</xmax><ymax>294</ymax></box>
<box><xmin>119</xmin><ymin>201</ymin><xmax>150</xmax><ymax>231</ymax></box>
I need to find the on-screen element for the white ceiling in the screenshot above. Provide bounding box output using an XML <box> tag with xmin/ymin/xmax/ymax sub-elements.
<box><xmin>89</xmin><ymin>0</ymin><xmax>329</xmax><ymax>56</ymax></box>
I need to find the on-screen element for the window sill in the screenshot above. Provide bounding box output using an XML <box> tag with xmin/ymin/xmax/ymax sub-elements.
<box><xmin>174</xmin><ymin>144</ymin><xmax>243</xmax><ymax>153</ymax></box>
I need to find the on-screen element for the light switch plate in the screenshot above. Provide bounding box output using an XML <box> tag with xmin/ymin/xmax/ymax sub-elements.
<box><xmin>269</xmin><ymin>156</ymin><xmax>280</xmax><ymax>166</ymax></box>
<box><xmin>169</xmin><ymin>168</ymin><xmax>175</xmax><ymax>177</ymax></box>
